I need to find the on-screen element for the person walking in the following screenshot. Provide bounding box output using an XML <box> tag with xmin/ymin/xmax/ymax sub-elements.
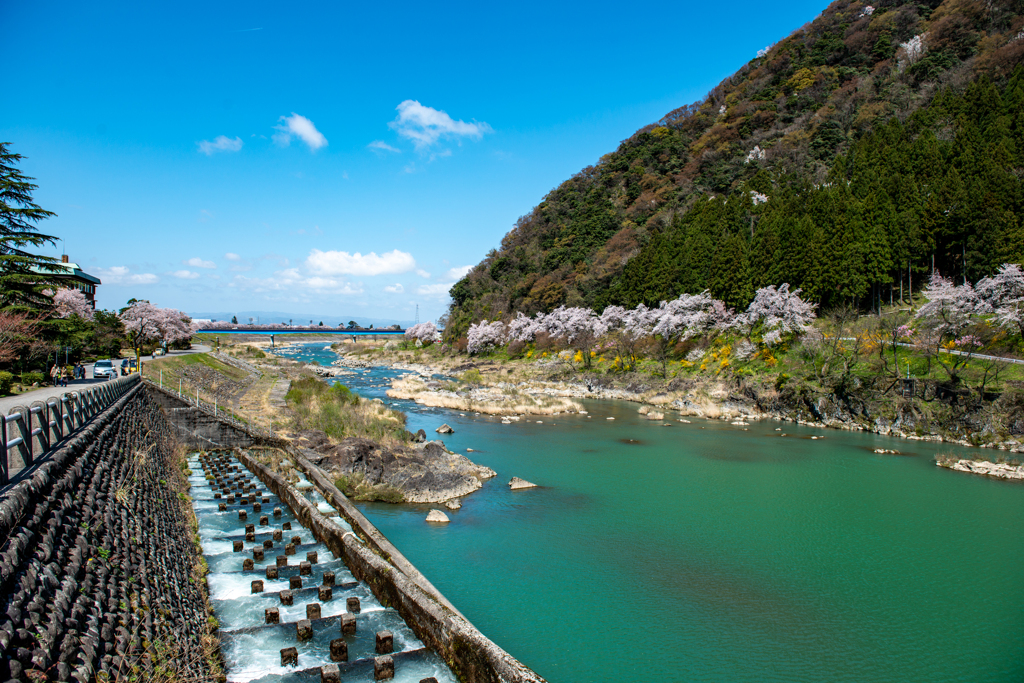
<box><xmin>49</xmin><ymin>364</ymin><xmax>59</xmax><ymax>386</ymax></box>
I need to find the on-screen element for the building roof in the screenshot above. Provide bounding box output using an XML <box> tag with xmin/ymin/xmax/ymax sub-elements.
<box><xmin>30</xmin><ymin>261</ymin><xmax>102</xmax><ymax>285</ymax></box>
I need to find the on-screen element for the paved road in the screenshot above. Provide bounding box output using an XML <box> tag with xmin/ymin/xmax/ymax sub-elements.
<box><xmin>0</xmin><ymin>344</ymin><xmax>211</xmax><ymax>414</ymax></box>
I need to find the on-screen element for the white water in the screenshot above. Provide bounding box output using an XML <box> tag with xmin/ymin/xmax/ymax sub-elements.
<box><xmin>188</xmin><ymin>454</ymin><xmax>457</xmax><ymax>683</ymax></box>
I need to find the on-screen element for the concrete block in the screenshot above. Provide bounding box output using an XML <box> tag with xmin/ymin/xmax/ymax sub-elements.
<box><xmin>265</xmin><ymin>566</ymin><xmax>278</xmax><ymax>580</ymax></box>
<box><xmin>281</xmin><ymin>647</ymin><xmax>297</xmax><ymax>666</ymax></box>
<box><xmin>245</xmin><ymin>532</ymin><xmax>255</xmax><ymax>542</ymax></box>
<box><xmin>280</xmin><ymin>590</ymin><xmax>293</xmax><ymax>606</ymax></box>
<box><xmin>374</xmin><ymin>655</ymin><xmax>394</xmax><ymax>681</ymax></box>
<box><xmin>322</xmin><ymin>571</ymin><xmax>335</xmax><ymax>586</ymax></box>
<box><xmin>264</xmin><ymin>539</ymin><xmax>274</xmax><ymax>549</ymax></box>
<box><xmin>276</xmin><ymin>555</ymin><xmax>287</xmax><ymax>567</ymax></box>
<box><xmin>218</xmin><ymin>502</ymin><xmax>227</xmax><ymax>511</ymax></box>
<box><xmin>253</xmin><ymin>548</ymin><xmax>264</xmax><ymax>562</ymax></box>
<box><xmin>283</xmin><ymin>522</ymin><xmax>292</xmax><ymax>530</ymax></box>
<box><xmin>306</xmin><ymin>602</ymin><xmax>321</xmax><ymax>620</ymax></box>
<box><xmin>340</xmin><ymin>612</ymin><xmax>356</xmax><ymax>635</ymax></box>
<box><xmin>253</xmin><ymin>503</ymin><xmax>262</xmax><ymax>512</ymax></box>
<box><xmin>297</xmin><ymin>619</ymin><xmax>312</xmax><ymax>641</ymax></box>
<box><xmin>318</xmin><ymin>586</ymin><xmax>332</xmax><ymax>602</ymax></box>
<box><xmin>238</xmin><ymin>510</ymin><xmax>247</xmax><ymax>521</ymax></box>
<box><xmin>242</xmin><ymin>558</ymin><xmax>254</xmax><ymax>571</ymax></box>
<box><xmin>251</xmin><ymin>580</ymin><xmax>264</xmax><ymax>594</ymax></box>
<box><xmin>299</xmin><ymin>561</ymin><xmax>312</xmax><ymax>576</ymax></box>
<box><xmin>260</xmin><ymin>515</ymin><xmax>269</xmax><ymax>526</ymax></box>
<box><xmin>290</xmin><ymin>575</ymin><xmax>302</xmax><ymax>590</ymax></box>
<box><xmin>329</xmin><ymin>638</ymin><xmax>348</xmax><ymax>662</ymax></box>
<box><xmin>273</xmin><ymin>530</ymin><xmax>283</xmax><ymax>541</ymax></box>
<box><xmin>274</xmin><ymin>507</ymin><xmax>282</xmax><ymax>516</ymax></box>
<box><xmin>265</xmin><ymin>607</ymin><xmax>279</xmax><ymax>624</ymax></box>
<box><xmin>321</xmin><ymin>663</ymin><xmax>341</xmax><ymax>683</ymax></box>
<box><xmin>376</xmin><ymin>630</ymin><xmax>393</xmax><ymax>654</ymax></box>
<box><xmin>233</xmin><ymin>541</ymin><xmax>243</xmax><ymax>552</ymax></box>
<box><xmin>291</xmin><ymin>535</ymin><xmax>302</xmax><ymax>545</ymax></box>
<box><xmin>347</xmin><ymin>597</ymin><xmax>361</xmax><ymax>613</ymax></box>
<box><xmin>306</xmin><ymin>551</ymin><xmax>318</xmax><ymax>564</ymax></box>
<box><xmin>285</xmin><ymin>543</ymin><xmax>296</xmax><ymax>555</ymax></box>
<box><xmin>245</xmin><ymin>524</ymin><xmax>255</xmax><ymax>534</ymax></box>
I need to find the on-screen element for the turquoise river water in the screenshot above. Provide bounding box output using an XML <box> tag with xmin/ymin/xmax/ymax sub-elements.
<box><xmin>276</xmin><ymin>343</ymin><xmax>1024</xmax><ymax>683</ymax></box>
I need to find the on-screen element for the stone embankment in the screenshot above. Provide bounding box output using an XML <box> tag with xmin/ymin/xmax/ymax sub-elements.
<box><xmin>0</xmin><ymin>384</ymin><xmax>218</xmax><ymax>682</ymax></box>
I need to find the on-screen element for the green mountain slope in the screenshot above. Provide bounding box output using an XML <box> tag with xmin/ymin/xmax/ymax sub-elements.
<box><xmin>446</xmin><ymin>0</ymin><xmax>1024</xmax><ymax>339</ymax></box>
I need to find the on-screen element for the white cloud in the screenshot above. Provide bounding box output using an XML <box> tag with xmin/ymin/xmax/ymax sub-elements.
<box><xmin>306</xmin><ymin>249</ymin><xmax>416</xmax><ymax>276</ymax></box>
<box><xmin>172</xmin><ymin>270</ymin><xmax>201</xmax><ymax>279</ymax></box>
<box><xmin>417</xmin><ymin>282</ymin><xmax>455</xmax><ymax>299</ymax></box>
<box><xmin>225</xmin><ymin>252</ymin><xmax>241</xmax><ymax>261</ymax></box>
<box><xmin>415</xmin><ymin>269</ymin><xmax>431</xmax><ymax>279</ymax></box>
<box><xmin>445</xmin><ymin>265</ymin><xmax>473</xmax><ymax>280</ymax></box>
<box><xmin>230</xmin><ymin>269</ymin><xmax>362</xmax><ymax>296</ymax></box>
<box><xmin>273</xmin><ymin>113</ymin><xmax>328</xmax><ymax>151</ymax></box>
<box><xmin>198</xmin><ymin>135</ymin><xmax>243</xmax><ymax>155</ymax></box>
<box><xmin>368</xmin><ymin>140</ymin><xmax>401</xmax><ymax>153</ymax></box>
<box><xmin>384</xmin><ymin>283</ymin><xmax>404</xmax><ymax>294</ymax></box>
<box><xmin>96</xmin><ymin>266</ymin><xmax>159</xmax><ymax>285</ymax></box>
<box><xmin>389</xmin><ymin>100</ymin><xmax>492</xmax><ymax>150</ymax></box>
<box><xmin>185</xmin><ymin>257</ymin><xmax>216</xmax><ymax>269</ymax></box>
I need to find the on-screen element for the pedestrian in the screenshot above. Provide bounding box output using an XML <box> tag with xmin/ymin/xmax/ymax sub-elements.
<box><xmin>59</xmin><ymin>366</ymin><xmax>67</xmax><ymax>387</ymax></box>
<box><xmin>49</xmin><ymin>364</ymin><xmax>58</xmax><ymax>386</ymax></box>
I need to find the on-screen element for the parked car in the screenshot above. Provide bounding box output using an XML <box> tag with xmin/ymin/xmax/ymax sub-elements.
<box><xmin>120</xmin><ymin>359</ymin><xmax>138</xmax><ymax>375</ymax></box>
<box><xmin>93</xmin><ymin>360</ymin><xmax>117</xmax><ymax>379</ymax></box>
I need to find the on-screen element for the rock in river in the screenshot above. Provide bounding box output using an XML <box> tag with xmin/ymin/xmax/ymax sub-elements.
<box><xmin>426</xmin><ymin>510</ymin><xmax>450</xmax><ymax>523</ymax></box>
<box><xmin>436</xmin><ymin>424</ymin><xmax>454</xmax><ymax>434</ymax></box>
<box><xmin>509</xmin><ymin>477</ymin><xmax>537</xmax><ymax>490</ymax></box>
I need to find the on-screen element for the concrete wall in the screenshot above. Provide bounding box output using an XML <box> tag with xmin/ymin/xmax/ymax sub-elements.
<box><xmin>145</xmin><ymin>383</ymin><xmax>286</xmax><ymax>451</ymax></box>
<box><xmin>237</xmin><ymin>450</ymin><xmax>547</xmax><ymax>683</ymax></box>
<box><xmin>0</xmin><ymin>383</ymin><xmax>216</xmax><ymax>682</ymax></box>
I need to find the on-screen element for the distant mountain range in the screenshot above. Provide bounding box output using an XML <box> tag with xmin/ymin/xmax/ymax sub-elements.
<box><xmin>189</xmin><ymin>311</ymin><xmax>414</xmax><ymax>328</ymax></box>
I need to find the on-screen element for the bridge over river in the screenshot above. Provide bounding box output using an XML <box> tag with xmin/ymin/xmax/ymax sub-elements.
<box><xmin>0</xmin><ymin>374</ymin><xmax>541</xmax><ymax>682</ymax></box>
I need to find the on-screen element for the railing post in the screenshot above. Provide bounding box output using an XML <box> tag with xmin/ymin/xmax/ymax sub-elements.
<box><xmin>0</xmin><ymin>413</ymin><xmax>7</xmax><ymax>486</ymax></box>
<box><xmin>17</xmin><ymin>409</ymin><xmax>30</xmax><ymax>468</ymax></box>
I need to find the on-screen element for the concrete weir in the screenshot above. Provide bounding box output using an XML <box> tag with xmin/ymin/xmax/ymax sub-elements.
<box><xmin>157</xmin><ymin>381</ymin><xmax>546</xmax><ymax>683</ymax></box>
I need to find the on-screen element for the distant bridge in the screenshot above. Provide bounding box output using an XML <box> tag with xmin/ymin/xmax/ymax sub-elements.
<box><xmin>197</xmin><ymin>328</ymin><xmax>405</xmax><ymax>336</ymax></box>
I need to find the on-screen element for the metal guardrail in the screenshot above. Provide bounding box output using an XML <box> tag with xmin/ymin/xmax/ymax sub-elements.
<box><xmin>0</xmin><ymin>374</ymin><xmax>141</xmax><ymax>485</ymax></box>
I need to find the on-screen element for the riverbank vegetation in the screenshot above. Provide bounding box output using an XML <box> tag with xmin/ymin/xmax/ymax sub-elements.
<box><xmin>285</xmin><ymin>376</ymin><xmax>409</xmax><ymax>446</ymax></box>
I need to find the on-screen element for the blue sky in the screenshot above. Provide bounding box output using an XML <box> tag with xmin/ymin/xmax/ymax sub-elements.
<box><xmin>3</xmin><ymin>0</ymin><xmax>830</xmax><ymax>324</ymax></box>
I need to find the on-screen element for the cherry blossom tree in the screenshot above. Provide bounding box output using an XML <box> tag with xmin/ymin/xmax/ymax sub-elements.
<box><xmin>648</xmin><ymin>292</ymin><xmax>731</xmax><ymax>375</ymax></box>
<box><xmin>601</xmin><ymin>304</ymin><xmax>655</xmax><ymax>371</ymax></box>
<box><xmin>737</xmin><ymin>284</ymin><xmax>816</xmax><ymax>345</ymax></box>
<box><xmin>506</xmin><ymin>312</ymin><xmax>544</xmax><ymax>343</ymax></box>
<box><xmin>915</xmin><ymin>273</ymin><xmax>983</xmax><ymax>338</ymax></box>
<box><xmin>976</xmin><ymin>263</ymin><xmax>1024</xmax><ymax>338</ymax></box>
<box><xmin>52</xmin><ymin>288</ymin><xmax>94</xmax><ymax>320</ymax></box>
<box><xmin>405</xmin><ymin>321</ymin><xmax>441</xmax><ymax>343</ymax></box>
<box><xmin>120</xmin><ymin>302</ymin><xmax>196</xmax><ymax>362</ymax></box>
<box><xmin>541</xmin><ymin>306</ymin><xmax>606</xmax><ymax>369</ymax></box>
<box><xmin>915</xmin><ymin>273</ymin><xmax>987</xmax><ymax>384</ymax></box>
<box><xmin>467</xmin><ymin>320</ymin><xmax>507</xmax><ymax>354</ymax></box>
<box><xmin>0</xmin><ymin>310</ymin><xmax>40</xmax><ymax>364</ymax></box>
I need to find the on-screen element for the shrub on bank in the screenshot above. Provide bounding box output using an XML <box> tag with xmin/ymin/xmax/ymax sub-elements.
<box><xmin>286</xmin><ymin>376</ymin><xmax>407</xmax><ymax>444</ymax></box>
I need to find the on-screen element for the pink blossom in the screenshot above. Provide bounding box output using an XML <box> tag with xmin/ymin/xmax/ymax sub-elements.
<box><xmin>52</xmin><ymin>288</ymin><xmax>94</xmax><ymax>320</ymax></box>
<box><xmin>737</xmin><ymin>284</ymin><xmax>816</xmax><ymax>343</ymax></box>
<box><xmin>405</xmin><ymin>321</ymin><xmax>440</xmax><ymax>342</ymax></box>
<box><xmin>467</xmin><ymin>320</ymin><xmax>506</xmax><ymax>354</ymax></box>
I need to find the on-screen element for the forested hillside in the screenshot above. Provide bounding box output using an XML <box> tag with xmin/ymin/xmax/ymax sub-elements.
<box><xmin>446</xmin><ymin>0</ymin><xmax>1024</xmax><ymax>339</ymax></box>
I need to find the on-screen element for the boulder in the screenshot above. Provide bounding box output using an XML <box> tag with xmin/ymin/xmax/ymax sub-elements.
<box><xmin>411</xmin><ymin>429</ymin><xmax>427</xmax><ymax>443</ymax></box>
<box><xmin>509</xmin><ymin>477</ymin><xmax>536</xmax><ymax>490</ymax></box>
<box><xmin>436</xmin><ymin>424</ymin><xmax>454</xmax><ymax>434</ymax></box>
<box><xmin>445</xmin><ymin>499</ymin><xmax>462</xmax><ymax>511</ymax></box>
<box><xmin>425</xmin><ymin>510</ymin><xmax>449</xmax><ymax>523</ymax></box>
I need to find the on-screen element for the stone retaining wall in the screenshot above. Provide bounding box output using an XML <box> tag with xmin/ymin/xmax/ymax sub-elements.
<box><xmin>237</xmin><ymin>449</ymin><xmax>546</xmax><ymax>683</ymax></box>
<box><xmin>0</xmin><ymin>383</ymin><xmax>217</xmax><ymax>682</ymax></box>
